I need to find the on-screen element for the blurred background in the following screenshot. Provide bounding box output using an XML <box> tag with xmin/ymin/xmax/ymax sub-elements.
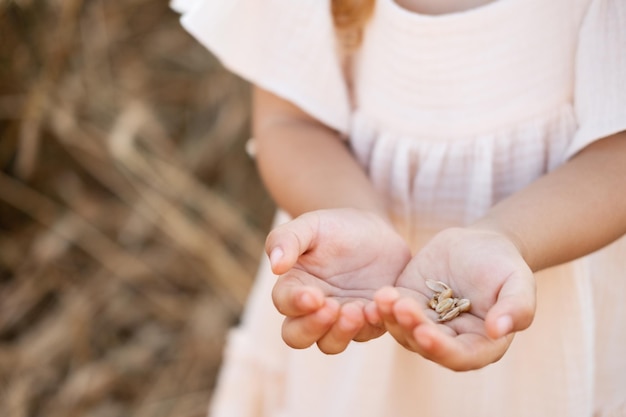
<box><xmin>0</xmin><ymin>0</ymin><xmax>275</xmax><ymax>415</ymax></box>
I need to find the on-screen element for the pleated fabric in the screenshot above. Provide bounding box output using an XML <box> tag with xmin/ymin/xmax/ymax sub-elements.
<box><xmin>172</xmin><ymin>0</ymin><xmax>626</xmax><ymax>415</ymax></box>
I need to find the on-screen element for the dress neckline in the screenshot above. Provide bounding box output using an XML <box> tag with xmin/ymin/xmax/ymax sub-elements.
<box><xmin>384</xmin><ymin>0</ymin><xmax>515</xmax><ymax>21</ymax></box>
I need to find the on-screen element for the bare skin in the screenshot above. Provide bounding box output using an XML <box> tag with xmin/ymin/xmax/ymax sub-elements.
<box><xmin>255</xmin><ymin>86</ymin><xmax>626</xmax><ymax>369</ymax></box>
<box><xmin>267</xmin><ymin>208</ymin><xmax>411</xmax><ymax>353</ymax></box>
<box><xmin>372</xmin><ymin>131</ymin><xmax>626</xmax><ymax>369</ymax></box>
<box><xmin>395</xmin><ymin>0</ymin><xmax>496</xmax><ymax>15</ymax></box>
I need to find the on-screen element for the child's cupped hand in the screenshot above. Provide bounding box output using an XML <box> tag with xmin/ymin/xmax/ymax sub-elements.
<box><xmin>373</xmin><ymin>227</ymin><xmax>537</xmax><ymax>371</ymax></box>
<box><xmin>266</xmin><ymin>208</ymin><xmax>412</xmax><ymax>354</ymax></box>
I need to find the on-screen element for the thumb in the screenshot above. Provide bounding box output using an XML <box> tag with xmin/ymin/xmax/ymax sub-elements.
<box><xmin>485</xmin><ymin>271</ymin><xmax>536</xmax><ymax>339</ymax></box>
<box><xmin>265</xmin><ymin>212</ymin><xmax>320</xmax><ymax>275</ymax></box>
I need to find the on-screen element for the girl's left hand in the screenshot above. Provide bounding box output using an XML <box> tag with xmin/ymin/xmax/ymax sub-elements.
<box><xmin>373</xmin><ymin>227</ymin><xmax>536</xmax><ymax>371</ymax></box>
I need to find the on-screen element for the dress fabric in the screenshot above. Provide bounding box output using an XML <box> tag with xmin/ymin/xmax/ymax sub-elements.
<box><xmin>173</xmin><ymin>0</ymin><xmax>626</xmax><ymax>416</ymax></box>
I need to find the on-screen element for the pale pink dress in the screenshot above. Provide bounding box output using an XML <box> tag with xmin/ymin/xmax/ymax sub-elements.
<box><xmin>172</xmin><ymin>0</ymin><xmax>626</xmax><ymax>416</ymax></box>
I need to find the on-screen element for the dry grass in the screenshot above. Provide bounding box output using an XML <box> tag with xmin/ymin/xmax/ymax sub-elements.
<box><xmin>0</xmin><ymin>0</ymin><xmax>275</xmax><ymax>415</ymax></box>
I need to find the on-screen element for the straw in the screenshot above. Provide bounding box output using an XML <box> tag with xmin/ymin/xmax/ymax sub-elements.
<box><xmin>0</xmin><ymin>0</ymin><xmax>274</xmax><ymax>414</ymax></box>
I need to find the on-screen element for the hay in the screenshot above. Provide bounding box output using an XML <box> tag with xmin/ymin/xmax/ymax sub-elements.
<box><xmin>0</xmin><ymin>0</ymin><xmax>275</xmax><ymax>415</ymax></box>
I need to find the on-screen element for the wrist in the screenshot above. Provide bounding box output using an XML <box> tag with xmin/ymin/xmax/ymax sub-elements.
<box><xmin>468</xmin><ymin>219</ymin><xmax>531</xmax><ymax>269</ymax></box>
<box><xmin>324</xmin><ymin>206</ymin><xmax>394</xmax><ymax>229</ymax></box>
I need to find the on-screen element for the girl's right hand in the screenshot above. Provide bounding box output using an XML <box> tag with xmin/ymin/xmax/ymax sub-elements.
<box><xmin>266</xmin><ymin>208</ymin><xmax>412</xmax><ymax>354</ymax></box>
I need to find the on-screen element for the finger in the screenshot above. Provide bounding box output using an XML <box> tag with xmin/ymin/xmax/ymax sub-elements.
<box><xmin>272</xmin><ymin>275</ymin><xmax>325</xmax><ymax>317</ymax></box>
<box><xmin>411</xmin><ymin>322</ymin><xmax>512</xmax><ymax>371</ymax></box>
<box><xmin>373</xmin><ymin>286</ymin><xmax>400</xmax><ymax>325</ymax></box>
<box><xmin>316</xmin><ymin>303</ymin><xmax>365</xmax><ymax>354</ymax></box>
<box><xmin>352</xmin><ymin>302</ymin><xmax>386</xmax><ymax>342</ymax></box>
<box><xmin>265</xmin><ymin>213</ymin><xmax>319</xmax><ymax>275</ymax></box>
<box><xmin>352</xmin><ymin>322</ymin><xmax>387</xmax><ymax>342</ymax></box>
<box><xmin>374</xmin><ymin>287</ymin><xmax>415</xmax><ymax>348</ymax></box>
<box><xmin>281</xmin><ymin>299</ymin><xmax>340</xmax><ymax>349</ymax></box>
<box><xmin>392</xmin><ymin>297</ymin><xmax>433</xmax><ymax>330</ymax></box>
<box><xmin>363</xmin><ymin>300</ymin><xmax>384</xmax><ymax>327</ymax></box>
<box><xmin>485</xmin><ymin>273</ymin><xmax>536</xmax><ymax>339</ymax></box>
<box><xmin>384</xmin><ymin>295</ymin><xmax>512</xmax><ymax>371</ymax></box>
<box><xmin>386</xmin><ymin>296</ymin><xmax>441</xmax><ymax>354</ymax></box>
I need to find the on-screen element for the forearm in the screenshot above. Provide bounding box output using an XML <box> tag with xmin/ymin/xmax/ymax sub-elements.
<box><xmin>473</xmin><ymin>131</ymin><xmax>626</xmax><ymax>272</ymax></box>
<box><xmin>253</xmin><ymin>87</ymin><xmax>386</xmax><ymax>218</ymax></box>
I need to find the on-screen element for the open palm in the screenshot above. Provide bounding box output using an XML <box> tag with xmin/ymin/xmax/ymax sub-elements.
<box><xmin>267</xmin><ymin>208</ymin><xmax>412</xmax><ymax>354</ymax></box>
<box><xmin>374</xmin><ymin>227</ymin><xmax>537</xmax><ymax>371</ymax></box>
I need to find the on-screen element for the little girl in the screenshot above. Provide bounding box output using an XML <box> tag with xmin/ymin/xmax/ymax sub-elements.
<box><xmin>173</xmin><ymin>0</ymin><xmax>626</xmax><ymax>415</ymax></box>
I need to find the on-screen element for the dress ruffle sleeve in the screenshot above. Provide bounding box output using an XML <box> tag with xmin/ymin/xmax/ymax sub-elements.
<box><xmin>566</xmin><ymin>0</ymin><xmax>626</xmax><ymax>158</ymax></box>
<box><xmin>172</xmin><ymin>0</ymin><xmax>351</xmax><ymax>135</ymax></box>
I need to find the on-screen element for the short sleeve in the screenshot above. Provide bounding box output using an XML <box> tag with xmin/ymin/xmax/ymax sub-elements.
<box><xmin>172</xmin><ymin>0</ymin><xmax>351</xmax><ymax>135</ymax></box>
<box><xmin>566</xmin><ymin>0</ymin><xmax>626</xmax><ymax>158</ymax></box>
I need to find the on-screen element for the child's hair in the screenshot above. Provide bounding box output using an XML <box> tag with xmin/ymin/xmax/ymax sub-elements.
<box><xmin>331</xmin><ymin>0</ymin><xmax>376</xmax><ymax>50</ymax></box>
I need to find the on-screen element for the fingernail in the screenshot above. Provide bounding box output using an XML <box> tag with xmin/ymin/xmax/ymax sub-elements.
<box><xmin>269</xmin><ymin>247</ymin><xmax>283</xmax><ymax>266</ymax></box>
<box><xmin>495</xmin><ymin>315</ymin><xmax>513</xmax><ymax>337</ymax></box>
